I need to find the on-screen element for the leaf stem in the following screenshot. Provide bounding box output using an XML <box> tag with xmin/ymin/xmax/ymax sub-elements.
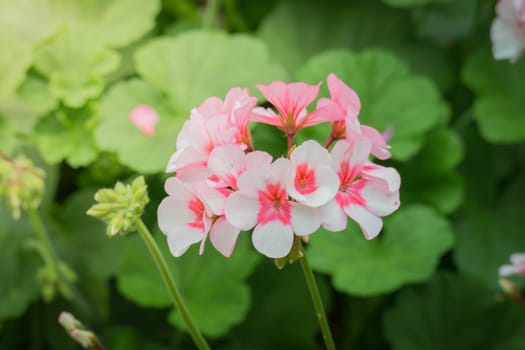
<box><xmin>135</xmin><ymin>219</ymin><xmax>210</xmax><ymax>350</ymax></box>
<box><xmin>299</xmin><ymin>244</ymin><xmax>336</xmax><ymax>350</ymax></box>
<box><xmin>202</xmin><ymin>0</ymin><xmax>221</xmax><ymax>30</ymax></box>
<box><xmin>29</xmin><ymin>208</ymin><xmax>60</xmax><ymax>275</ymax></box>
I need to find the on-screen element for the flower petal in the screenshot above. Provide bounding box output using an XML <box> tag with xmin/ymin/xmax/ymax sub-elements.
<box><xmin>499</xmin><ymin>264</ymin><xmax>519</xmax><ymax>277</ymax></box>
<box><xmin>224</xmin><ymin>191</ymin><xmax>260</xmax><ymax>230</ymax></box>
<box><xmin>291</xmin><ymin>202</ymin><xmax>321</xmax><ymax>235</ymax></box>
<box><xmin>210</xmin><ymin>216</ymin><xmax>241</xmax><ymax>257</ymax></box>
<box><xmin>360</xmin><ymin>182</ymin><xmax>400</xmax><ymax>217</ymax></box>
<box><xmin>166</xmin><ymin>228</ymin><xmax>204</xmax><ymax>257</ymax></box>
<box><xmin>252</xmin><ymin>221</ymin><xmax>294</xmax><ymax>258</ymax></box>
<box><xmin>320</xmin><ymin>199</ymin><xmax>348</xmax><ymax>232</ymax></box>
<box><xmin>345</xmin><ymin>205</ymin><xmax>383</xmax><ymax>240</ymax></box>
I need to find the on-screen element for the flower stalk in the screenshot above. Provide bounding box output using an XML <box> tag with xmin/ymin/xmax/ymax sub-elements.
<box><xmin>299</xmin><ymin>243</ymin><xmax>336</xmax><ymax>350</ymax></box>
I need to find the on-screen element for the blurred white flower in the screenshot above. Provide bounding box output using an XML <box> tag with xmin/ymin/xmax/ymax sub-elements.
<box><xmin>499</xmin><ymin>253</ymin><xmax>525</xmax><ymax>277</ymax></box>
<box><xmin>491</xmin><ymin>0</ymin><xmax>525</xmax><ymax>63</ymax></box>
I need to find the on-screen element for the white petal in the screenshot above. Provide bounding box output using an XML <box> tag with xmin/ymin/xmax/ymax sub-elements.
<box><xmin>166</xmin><ymin>228</ymin><xmax>203</xmax><ymax>257</ymax></box>
<box><xmin>362</xmin><ymin>164</ymin><xmax>401</xmax><ymax>192</ymax></box>
<box><xmin>208</xmin><ymin>144</ymin><xmax>245</xmax><ymax>184</ymax></box>
<box><xmin>157</xmin><ymin>196</ymin><xmax>195</xmax><ymax>234</ymax></box>
<box><xmin>360</xmin><ymin>182</ymin><xmax>400</xmax><ymax>217</ymax></box>
<box><xmin>236</xmin><ymin>168</ymin><xmax>271</xmax><ymax>192</ymax></box>
<box><xmin>345</xmin><ymin>205</ymin><xmax>383</xmax><ymax>240</ymax></box>
<box><xmin>210</xmin><ymin>217</ymin><xmax>241</xmax><ymax>257</ymax></box>
<box><xmin>499</xmin><ymin>264</ymin><xmax>519</xmax><ymax>277</ymax></box>
<box><xmin>245</xmin><ymin>151</ymin><xmax>273</xmax><ymax>171</ymax></box>
<box><xmin>291</xmin><ymin>140</ymin><xmax>331</xmax><ymax>166</ymax></box>
<box><xmin>252</xmin><ymin>221</ymin><xmax>294</xmax><ymax>258</ymax></box>
<box><xmin>510</xmin><ymin>253</ymin><xmax>525</xmax><ymax>266</ymax></box>
<box><xmin>224</xmin><ymin>192</ymin><xmax>260</xmax><ymax>230</ymax></box>
<box><xmin>491</xmin><ymin>19</ymin><xmax>523</xmax><ymax>61</ymax></box>
<box><xmin>320</xmin><ymin>199</ymin><xmax>348</xmax><ymax>232</ymax></box>
<box><xmin>291</xmin><ymin>202</ymin><xmax>321</xmax><ymax>235</ymax></box>
<box><xmin>164</xmin><ymin>177</ymin><xmax>192</xmax><ymax>197</ymax></box>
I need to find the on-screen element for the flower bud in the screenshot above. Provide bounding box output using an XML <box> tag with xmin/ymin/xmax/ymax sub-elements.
<box><xmin>0</xmin><ymin>153</ymin><xmax>45</xmax><ymax>219</ymax></box>
<box><xmin>87</xmin><ymin>176</ymin><xmax>149</xmax><ymax>236</ymax></box>
<box><xmin>58</xmin><ymin>312</ymin><xmax>104</xmax><ymax>349</ymax></box>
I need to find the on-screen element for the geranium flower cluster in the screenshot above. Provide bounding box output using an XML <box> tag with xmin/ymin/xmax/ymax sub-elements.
<box><xmin>157</xmin><ymin>74</ymin><xmax>400</xmax><ymax>259</ymax></box>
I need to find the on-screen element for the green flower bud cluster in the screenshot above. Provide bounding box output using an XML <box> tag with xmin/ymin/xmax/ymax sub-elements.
<box><xmin>0</xmin><ymin>153</ymin><xmax>45</xmax><ymax>219</ymax></box>
<box><xmin>87</xmin><ymin>176</ymin><xmax>149</xmax><ymax>236</ymax></box>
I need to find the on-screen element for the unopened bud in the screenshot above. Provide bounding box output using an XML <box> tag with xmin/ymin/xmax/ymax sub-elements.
<box><xmin>0</xmin><ymin>153</ymin><xmax>45</xmax><ymax>219</ymax></box>
<box><xmin>58</xmin><ymin>311</ymin><xmax>104</xmax><ymax>349</ymax></box>
<box><xmin>87</xmin><ymin>176</ymin><xmax>149</xmax><ymax>237</ymax></box>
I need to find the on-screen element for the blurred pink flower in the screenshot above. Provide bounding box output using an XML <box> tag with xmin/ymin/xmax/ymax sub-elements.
<box><xmin>129</xmin><ymin>104</ymin><xmax>159</xmax><ymax>137</ymax></box>
<box><xmin>499</xmin><ymin>253</ymin><xmax>525</xmax><ymax>277</ymax></box>
<box><xmin>491</xmin><ymin>0</ymin><xmax>525</xmax><ymax>62</ymax></box>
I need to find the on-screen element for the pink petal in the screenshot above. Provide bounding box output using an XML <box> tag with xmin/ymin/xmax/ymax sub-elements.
<box><xmin>326</xmin><ymin>73</ymin><xmax>361</xmax><ymax>120</ymax></box>
<box><xmin>252</xmin><ymin>221</ymin><xmax>294</xmax><ymax>258</ymax></box>
<box><xmin>290</xmin><ymin>202</ymin><xmax>321</xmax><ymax>235</ymax></box>
<box><xmin>360</xmin><ymin>125</ymin><xmax>392</xmax><ymax>160</ymax></box>
<box><xmin>129</xmin><ymin>104</ymin><xmax>159</xmax><ymax>137</ymax></box>
<box><xmin>257</xmin><ymin>81</ymin><xmax>320</xmax><ymax>121</ymax></box>
<box><xmin>362</xmin><ymin>164</ymin><xmax>401</xmax><ymax>193</ymax></box>
<box><xmin>209</xmin><ymin>216</ymin><xmax>241</xmax><ymax>257</ymax></box>
<box><xmin>208</xmin><ymin>144</ymin><xmax>246</xmax><ymax>188</ymax></box>
<box><xmin>345</xmin><ymin>205</ymin><xmax>383</xmax><ymax>240</ymax></box>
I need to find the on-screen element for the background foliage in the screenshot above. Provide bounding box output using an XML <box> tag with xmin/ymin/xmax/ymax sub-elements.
<box><xmin>1</xmin><ymin>0</ymin><xmax>524</xmax><ymax>349</ymax></box>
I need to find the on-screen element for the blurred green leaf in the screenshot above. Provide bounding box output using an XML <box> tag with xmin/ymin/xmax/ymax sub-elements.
<box><xmin>258</xmin><ymin>0</ymin><xmax>410</xmax><ymax>75</ymax></box>
<box><xmin>308</xmin><ymin>205</ymin><xmax>454</xmax><ymax>296</ymax></box>
<box><xmin>462</xmin><ymin>48</ymin><xmax>525</xmax><ymax>143</ymax></box>
<box><xmin>16</xmin><ymin>75</ymin><xmax>58</xmax><ymax>116</ymax></box>
<box><xmin>135</xmin><ymin>30</ymin><xmax>288</xmax><ymax>112</ymax></box>
<box><xmin>0</xmin><ymin>115</ymin><xmax>16</xmax><ymax>154</ymax></box>
<box><xmin>298</xmin><ymin>49</ymin><xmax>449</xmax><ymax>160</ymax></box>
<box><xmin>398</xmin><ymin>128</ymin><xmax>464</xmax><ymax>214</ymax></box>
<box><xmin>383</xmin><ymin>0</ymin><xmax>453</xmax><ymax>8</ymax></box>
<box><xmin>384</xmin><ymin>272</ymin><xmax>525</xmax><ymax>350</ymax></box>
<box><xmin>34</xmin><ymin>105</ymin><xmax>98</xmax><ymax>167</ymax></box>
<box><xmin>96</xmin><ymin>79</ymin><xmax>183</xmax><ymax>174</ymax></box>
<box><xmin>117</xmin><ymin>231</ymin><xmax>259</xmax><ymax>336</ymax></box>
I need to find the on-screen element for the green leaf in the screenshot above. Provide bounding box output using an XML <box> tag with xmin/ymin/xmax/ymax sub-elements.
<box><xmin>95</xmin><ymin>79</ymin><xmax>183</xmax><ymax>174</ymax></box>
<box><xmin>224</xmin><ymin>260</ymin><xmax>331</xmax><ymax>350</ymax></box>
<box><xmin>0</xmin><ymin>115</ymin><xmax>16</xmax><ymax>154</ymax></box>
<box><xmin>384</xmin><ymin>272</ymin><xmax>525</xmax><ymax>350</ymax></box>
<box><xmin>382</xmin><ymin>0</ymin><xmax>453</xmax><ymax>8</ymax></box>
<box><xmin>16</xmin><ymin>75</ymin><xmax>58</xmax><ymax>116</ymax></box>
<box><xmin>398</xmin><ymin>128</ymin><xmax>464</xmax><ymax>214</ymax></box>
<box><xmin>308</xmin><ymin>205</ymin><xmax>454</xmax><ymax>296</ymax></box>
<box><xmin>462</xmin><ymin>49</ymin><xmax>525</xmax><ymax>143</ymax></box>
<box><xmin>117</xmin><ymin>231</ymin><xmax>260</xmax><ymax>336</ymax></box>
<box><xmin>258</xmin><ymin>0</ymin><xmax>410</xmax><ymax>75</ymax></box>
<box><xmin>297</xmin><ymin>49</ymin><xmax>449</xmax><ymax>160</ymax></box>
<box><xmin>454</xmin><ymin>174</ymin><xmax>525</xmax><ymax>289</ymax></box>
<box><xmin>34</xmin><ymin>105</ymin><xmax>98</xmax><ymax>167</ymax></box>
<box><xmin>134</xmin><ymin>30</ymin><xmax>288</xmax><ymax>112</ymax></box>
<box><xmin>0</xmin><ymin>207</ymin><xmax>41</xmax><ymax>321</ymax></box>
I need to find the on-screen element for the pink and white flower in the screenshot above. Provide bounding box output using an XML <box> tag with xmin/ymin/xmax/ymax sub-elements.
<box><xmin>491</xmin><ymin>0</ymin><xmax>525</xmax><ymax>63</ymax></box>
<box><xmin>157</xmin><ymin>177</ymin><xmax>240</xmax><ymax>257</ymax></box>
<box><xmin>321</xmin><ymin>139</ymin><xmax>400</xmax><ymax>239</ymax></box>
<box><xmin>318</xmin><ymin>74</ymin><xmax>392</xmax><ymax>160</ymax></box>
<box><xmin>499</xmin><ymin>253</ymin><xmax>525</xmax><ymax>277</ymax></box>
<box><xmin>129</xmin><ymin>104</ymin><xmax>159</xmax><ymax>137</ymax></box>
<box><xmin>252</xmin><ymin>80</ymin><xmax>344</xmax><ymax>136</ymax></box>
<box><xmin>225</xmin><ymin>158</ymin><xmax>321</xmax><ymax>258</ymax></box>
<box><xmin>286</xmin><ymin>140</ymin><xmax>339</xmax><ymax>207</ymax></box>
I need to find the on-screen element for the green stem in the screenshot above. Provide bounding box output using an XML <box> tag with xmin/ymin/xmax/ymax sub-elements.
<box><xmin>202</xmin><ymin>0</ymin><xmax>221</xmax><ymax>30</ymax></box>
<box><xmin>299</xmin><ymin>244</ymin><xmax>336</xmax><ymax>350</ymax></box>
<box><xmin>29</xmin><ymin>208</ymin><xmax>60</xmax><ymax>274</ymax></box>
<box><xmin>135</xmin><ymin>220</ymin><xmax>210</xmax><ymax>350</ymax></box>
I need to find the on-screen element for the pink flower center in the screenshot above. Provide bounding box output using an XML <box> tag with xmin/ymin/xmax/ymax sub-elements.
<box><xmin>294</xmin><ymin>163</ymin><xmax>318</xmax><ymax>195</ymax></box>
<box><xmin>336</xmin><ymin>162</ymin><xmax>365</xmax><ymax>207</ymax></box>
<box><xmin>257</xmin><ymin>183</ymin><xmax>291</xmax><ymax>225</ymax></box>
<box><xmin>518</xmin><ymin>263</ymin><xmax>525</xmax><ymax>275</ymax></box>
<box><xmin>187</xmin><ymin>198</ymin><xmax>206</xmax><ymax>231</ymax></box>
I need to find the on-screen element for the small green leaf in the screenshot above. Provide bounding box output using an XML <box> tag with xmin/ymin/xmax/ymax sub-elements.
<box><xmin>298</xmin><ymin>49</ymin><xmax>449</xmax><ymax>160</ymax></box>
<box><xmin>384</xmin><ymin>272</ymin><xmax>525</xmax><ymax>350</ymax></box>
<box><xmin>34</xmin><ymin>105</ymin><xmax>98</xmax><ymax>167</ymax></box>
<box><xmin>16</xmin><ymin>75</ymin><xmax>58</xmax><ymax>117</ymax></box>
<box><xmin>308</xmin><ymin>205</ymin><xmax>454</xmax><ymax>296</ymax></box>
<box><xmin>462</xmin><ymin>48</ymin><xmax>525</xmax><ymax>143</ymax></box>
<box><xmin>134</xmin><ymin>30</ymin><xmax>288</xmax><ymax>112</ymax></box>
<box><xmin>96</xmin><ymin>79</ymin><xmax>183</xmax><ymax>174</ymax></box>
<box><xmin>117</xmin><ymin>231</ymin><xmax>259</xmax><ymax>336</ymax></box>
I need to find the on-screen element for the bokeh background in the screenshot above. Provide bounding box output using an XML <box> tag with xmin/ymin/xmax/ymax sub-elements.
<box><xmin>1</xmin><ymin>0</ymin><xmax>525</xmax><ymax>349</ymax></box>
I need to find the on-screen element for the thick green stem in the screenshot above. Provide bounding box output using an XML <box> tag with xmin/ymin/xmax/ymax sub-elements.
<box><xmin>202</xmin><ymin>0</ymin><xmax>221</xmax><ymax>30</ymax></box>
<box><xmin>299</xmin><ymin>244</ymin><xmax>336</xmax><ymax>350</ymax></box>
<box><xmin>29</xmin><ymin>208</ymin><xmax>60</xmax><ymax>274</ymax></box>
<box><xmin>135</xmin><ymin>220</ymin><xmax>210</xmax><ymax>350</ymax></box>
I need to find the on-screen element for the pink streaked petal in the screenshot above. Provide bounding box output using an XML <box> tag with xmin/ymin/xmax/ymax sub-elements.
<box><xmin>129</xmin><ymin>104</ymin><xmax>159</xmax><ymax>137</ymax></box>
<box><xmin>360</xmin><ymin>182</ymin><xmax>400</xmax><ymax>217</ymax></box>
<box><xmin>362</xmin><ymin>164</ymin><xmax>401</xmax><ymax>192</ymax></box>
<box><xmin>331</xmin><ymin>139</ymin><xmax>371</xmax><ymax>171</ymax></box>
<box><xmin>195</xmin><ymin>96</ymin><xmax>224</xmax><ymax>119</ymax></box>
<box><xmin>302</xmin><ymin>103</ymin><xmax>347</xmax><ymax>127</ymax></box>
<box><xmin>257</xmin><ymin>81</ymin><xmax>320</xmax><ymax>120</ymax></box>
<box><xmin>290</xmin><ymin>202</ymin><xmax>321</xmax><ymax>235</ymax></box>
<box><xmin>250</xmin><ymin>107</ymin><xmax>282</xmax><ymax>126</ymax></box>
<box><xmin>208</xmin><ymin>144</ymin><xmax>246</xmax><ymax>188</ymax></box>
<box><xmin>158</xmin><ymin>196</ymin><xmax>195</xmax><ymax>234</ymax></box>
<box><xmin>209</xmin><ymin>216</ymin><xmax>241</xmax><ymax>257</ymax></box>
<box><xmin>345</xmin><ymin>205</ymin><xmax>383</xmax><ymax>240</ymax></box>
<box><xmin>252</xmin><ymin>221</ymin><xmax>294</xmax><ymax>258</ymax></box>
<box><xmin>166</xmin><ymin>228</ymin><xmax>204</xmax><ymax>257</ymax></box>
<box><xmin>192</xmin><ymin>182</ymin><xmax>227</xmax><ymax>216</ymax></box>
<box><xmin>288</xmin><ymin>165</ymin><xmax>339</xmax><ymax>207</ymax></box>
<box><xmin>224</xmin><ymin>191</ymin><xmax>260</xmax><ymax>230</ymax></box>
<box><xmin>360</xmin><ymin>125</ymin><xmax>392</xmax><ymax>160</ymax></box>
<box><xmin>320</xmin><ymin>199</ymin><xmax>348</xmax><ymax>232</ymax></box>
